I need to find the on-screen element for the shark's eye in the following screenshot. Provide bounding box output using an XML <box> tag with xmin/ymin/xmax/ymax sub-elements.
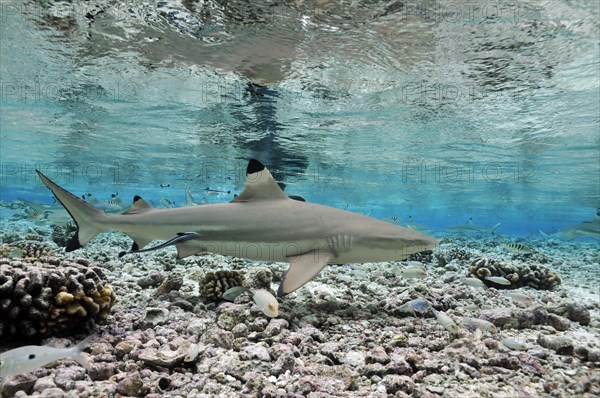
<box><xmin>28</xmin><ymin>354</ymin><xmax>36</xmax><ymax>360</ymax></box>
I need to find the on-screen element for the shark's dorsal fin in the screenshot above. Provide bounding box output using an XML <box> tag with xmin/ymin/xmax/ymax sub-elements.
<box><xmin>122</xmin><ymin>196</ymin><xmax>154</xmax><ymax>215</ymax></box>
<box><xmin>231</xmin><ymin>159</ymin><xmax>289</xmax><ymax>203</ymax></box>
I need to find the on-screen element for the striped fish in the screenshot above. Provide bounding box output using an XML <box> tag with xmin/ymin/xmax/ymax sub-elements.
<box><xmin>500</xmin><ymin>243</ymin><xmax>533</xmax><ymax>253</ymax></box>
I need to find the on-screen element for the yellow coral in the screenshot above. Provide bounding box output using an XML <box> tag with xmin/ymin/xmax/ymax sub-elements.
<box><xmin>65</xmin><ymin>302</ymin><xmax>87</xmax><ymax>317</ymax></box>
<box><xmin>81</xmin><ymin>296</ymin><xmax>100</xmax><ymax>315</ymax></box>
<box><xmin>55</xmin><ymin>291</ymin><xmax>74</xmax><ymax>305</ymax></box>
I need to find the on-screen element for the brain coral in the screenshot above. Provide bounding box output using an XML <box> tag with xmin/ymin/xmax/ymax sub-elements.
<box><xmin>0</xmin><ymin>256</ymin><xmax>116</xmax><ymax>339</ymax></box>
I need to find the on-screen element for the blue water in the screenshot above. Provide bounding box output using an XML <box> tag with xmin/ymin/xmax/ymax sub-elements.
<box><xmin>1</xmin><ymin>0</ymin><xmax>599</xmax><ymax>237</ymax></box>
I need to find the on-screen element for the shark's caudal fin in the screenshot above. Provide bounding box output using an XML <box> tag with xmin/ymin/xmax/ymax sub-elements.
<box><xmin>36</xmin><ymin>171</ymin><xmax>109</xmax><ymax>251</ymax></box>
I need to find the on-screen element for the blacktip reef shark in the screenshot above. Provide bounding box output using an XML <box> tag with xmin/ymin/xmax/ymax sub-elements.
<box><xmin>444</xmin><ymin>218</ymin><xmax>501</xmax><ymax>235</ymax></box>
<box><xmin>19</xmin><ymin>198</ymin><xmax>73</xmax><ymax>225</ymax></box>
<box><xmin>35</xmin><ymin>160</ymin><xmax>438</xmax><ymax>297</ymax></box>
<box><xmin>539</xmin><ymin>211</ymin><xmax>600</xmax><ymax>241</ymax></box>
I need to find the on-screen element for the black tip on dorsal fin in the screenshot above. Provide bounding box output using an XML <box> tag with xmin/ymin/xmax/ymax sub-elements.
<box><xmin>132</xmin><ymin>242</ymin><xmax>139</xmax><ymax>251</ymax></box>
<box><xmin>123</xmin><ymin>196</ymin><xmax>153</xmax><ymax>215</ymax></box>
<box><xmin>247</xmin><ymin>159</ymin><xmax>265</xmax><ymax>174</ymax></box>
<box><xmin>118</xmin><ymin>251</ymin><xmax>127</xmax><ymax>258</ymax></box>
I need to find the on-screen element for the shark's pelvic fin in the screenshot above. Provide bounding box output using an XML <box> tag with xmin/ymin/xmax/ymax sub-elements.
<box><xmin>278</xmin><ymin>250</ymin><xmax>334</xmax><ymax>297</ymax></box>
<box><xmin>231</xmin><ymin>159</ymin><xmax>289</xmax><ymax>203</ymax></box>
<box><xmin>118</xmin><ymin>232</ymin><xmax>202</xmax><ymax>257</ymax></box>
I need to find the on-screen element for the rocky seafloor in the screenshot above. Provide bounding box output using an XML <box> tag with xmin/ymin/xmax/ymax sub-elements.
<box><xmin>0</xmin><ymin>214</ymin><xmax>599</xmax><ymax>398</ymax></box>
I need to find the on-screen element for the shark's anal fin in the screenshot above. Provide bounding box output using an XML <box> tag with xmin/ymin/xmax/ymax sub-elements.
<box><xmin>278</xmin><ymin>250</ymin><xmax>334</xmax><ymax>297</ymax></box>
<box><xmin>118</xmin><ymin>232</ymin><xmax>201</xmax><ymax>258</ymax></box>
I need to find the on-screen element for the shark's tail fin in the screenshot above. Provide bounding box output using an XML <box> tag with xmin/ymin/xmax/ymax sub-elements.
<box><xmin>491</xmin><ymin>222</ymin><xmax>501</xmax><ymax>234</ymax></box>
<box><xmin>36</xmin><ymin>171</ymin><xmax>109</xmax><ymax>251</ymax></box>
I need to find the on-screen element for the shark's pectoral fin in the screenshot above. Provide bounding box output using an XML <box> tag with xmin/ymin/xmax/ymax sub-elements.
<box><xmin>278</xmin><ymin>250</ymin><xmax>334</xmax><ymax>297</ymax></box>
<box><xmin>119</xmin><ymin>232</ymin><xmax>202</xmax><ymax>258</ymax></box>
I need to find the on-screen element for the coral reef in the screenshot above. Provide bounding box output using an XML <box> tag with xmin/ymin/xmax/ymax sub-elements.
<box><xmin>153</xmin><ymin>273</ymin><xmax>183</xmax><ymax>297</ymax></box>
<box><xmin>0</xmin><ymin>256</ymin><xmax>116</xmax><ymax>339</ymax></box>
<box><xmin>200</xmin><ymin>270</ymin><xmax>244</xmax><ymax>301</ymax></box>
<box><xmin>468</xmin><ymin>257</ymin><xmax>561</xmax><ymax>290</ymax></box>
<box><xmin>0</xmin><ymin>240</ymin><xmax>55</xmax><ymax>259</ymax></box>
<box><xmin>435</xmin><ymin>247</ymin><xmax>472</xmax><ymax>267</ymax></box>
<box><xmin>407</xmin><ymin>250</ymin><xmax>434</xmax><ymax>263</ymax></box>
<box><xmin>50</xmin><ymin>222</ymin><xmax>78</xmax><ymax>248</ymax></box>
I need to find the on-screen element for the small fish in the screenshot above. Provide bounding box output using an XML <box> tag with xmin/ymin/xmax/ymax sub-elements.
<box><xmin>185</xmin><ymin>185</ymin><xmax>198</xmax><ymax>206</ymax></box>
<box><xmin>501</xmin><ymin>338</ymin><xmax>528</xmax><ymax>351</ymax></box>
<box><xmin>399</xmin><ymin>298</ymin><xmax>432</xmax><ymax>317</ymax></box>
<box><xmin>431</xmin><ymin>308</ymin><xmax>459</xmax><ymax>334</ymax></box>
<box><xmin>106</xmin><ymin>198</ymin><xmax>122</xmax><ymax>209</ymax></box>
<box><xmin>5</xmin><ymin>248</ymin><xmax>23</xmax><ymax>259</ymax></box>
<box><xmin>445</xmin><ymin>218</ymin><xmax>501</xmax><ymax>234</ymax></box>
<box><xmin>184</xmin><ymin>343</ymin><xmax>200</xmax><ymax>362</ymax></box>
<box><xmin>461</xmin><ymin>317</ymin><xmax>498</xmax><ymax>333</ymax></box>
<box><xmin>26</xmin><ymin>211</ymin><xmax>44</xmax><ymax>220</ymax></box>
<box><xmin>463</xmin><ymin>277</ymin><xmax>486</xmax><ymax>288</ymax></box>
<box><xmin>160</xmin><ymin>196</ymin><xmax>175</xmax><ymax>208</ymax></box>
<box><xmin>506</xmin><ymin>291</ymin><xmax>534</xmax><ymax>304</ymax></box>
<box><xmin>82</xmin><ymin>193</ymin><xmax>99</xmax><ymax>205</ymax></box>
<box><xmin>160</xmin><ymin>184</ymin><xmax>170</xmax><ymax>188</ymax></box>
<box><xmin>222</xmin><ymin>286</ymin><xmax>251</xmax><ymax>301</ymax></box>
<box><xmin>406</xmin><ymin>216</ymin><xmax>435</xmax><ymax>234</ymax></box>
<box><xmin>484</xmin><ymin>276</ymin><xmax>511</xmax><ymax>285</ymax></box>
<box><xmin>205</xmin><ymin>188</ymin><xmax>231</xmax><ymax>196</ymax></box>
<box><xmin>251</xmin><ymin>289</ymin><xmax>279</xmax><ymax>318</ymax></box>
<box><xmin>383</xmin><ymin>216</ymin><xmax>403</xmax><ymax>224</ymax></box>
<box><xmin>222</xmin><ymin>287</ymin><xmax>279</xmax><ymax>318</ymax></box>
<box><xmin>500</xmin><ymin>243</ymin><xmax>533</xmax><ymax>253</ymax></box>
<box><xmin>396</xmin><ymin>266</ymin><xmax>427</xmax><ymax>279</ymax></box>
<box><xmin>0</xmin><ymin>336</ymin><xmax>93</xmax><ymax>379</ymax></box>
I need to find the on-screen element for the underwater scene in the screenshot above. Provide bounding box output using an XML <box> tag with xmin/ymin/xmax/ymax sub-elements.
<box><xmin>0</xmin><ymin>0</ymin><xmax>599</xmax><ymax>397</ymax></box>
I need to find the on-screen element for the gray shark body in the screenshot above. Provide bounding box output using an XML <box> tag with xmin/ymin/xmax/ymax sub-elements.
<box><xmin>445</xmin><ymin>218</ymin><xmax>501</xmax><ymax>235</ymax></box>
<box><xmin>36</xmin><ymin>160</ymin><xmax>438</xmax><ymax>296</ymax></box>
